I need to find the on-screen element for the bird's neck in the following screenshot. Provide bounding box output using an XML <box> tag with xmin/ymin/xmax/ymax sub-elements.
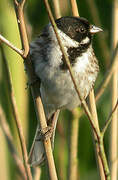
<box><xmin>60</xmin><ymin>42</ymin><xmax>92</xmax><ymax>70</ymax></box>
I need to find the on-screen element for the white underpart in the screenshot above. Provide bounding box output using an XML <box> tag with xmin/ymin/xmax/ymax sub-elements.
<box><xmin>74</xmin><ymin>47</ymin><xmax>90</xmax><ymax>73</ymax></box>
<box><xmin>74</xmin><ymin>46</ymin><xmax>96</xmax><ymax>83</ymax></box>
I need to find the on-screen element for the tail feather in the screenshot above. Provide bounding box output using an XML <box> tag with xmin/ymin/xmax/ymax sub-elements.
<box><xmin>28</xmin><ymin>125</ymin><xmax>45</xmax><ymax>166</ymax></box>
<box><xmin>28</xmin><ymin>110</ymin><xmax>60</xmax><ymax>167</ymax></box>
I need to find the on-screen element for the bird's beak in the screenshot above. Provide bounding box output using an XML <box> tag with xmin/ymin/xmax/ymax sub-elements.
<box><xmin>90</xmin><ymin>25</ymin><xmax>103</xmax><ymax>34</ymax></box>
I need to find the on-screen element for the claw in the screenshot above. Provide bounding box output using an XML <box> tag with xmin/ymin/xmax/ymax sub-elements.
<box><xmin>36</xmin><ymin>126</ymin><xmax>54</xmax><ymax>141</ymax></box>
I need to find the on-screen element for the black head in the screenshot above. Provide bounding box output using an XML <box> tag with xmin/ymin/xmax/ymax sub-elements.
<box><xmin>56</xmin><ymin>16</ymin><xmax>102</xmax><ymax>43</ymax></box>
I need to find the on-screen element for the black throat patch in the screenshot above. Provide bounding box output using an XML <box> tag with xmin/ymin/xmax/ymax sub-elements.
<box><xmin>60</xmin><ymin>41</ymin><xmax>91</xmax><ymax>70</ymax></box>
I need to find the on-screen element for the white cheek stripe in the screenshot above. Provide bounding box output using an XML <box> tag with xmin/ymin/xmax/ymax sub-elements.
<box><xmin>81</xmin><ymin>37</ymin><xmax>90</xmax><ymax>44</ymax></box>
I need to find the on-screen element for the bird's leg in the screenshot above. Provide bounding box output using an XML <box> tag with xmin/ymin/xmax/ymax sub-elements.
<box><xmin>35</xmin><ymin>126</ymin><xmax>54</xmax><ymax>141</ymax></box>
<box><xmin>35</xmin><ymin>111</ymin><xmax>59</xmax><ymax>141</ymax></box>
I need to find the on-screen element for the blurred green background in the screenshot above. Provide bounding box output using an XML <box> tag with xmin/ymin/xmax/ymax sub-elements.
<box><xmin>0</xmin><ymin>0</ymin><xmax>114</xmax><ymax>180</ymax></box>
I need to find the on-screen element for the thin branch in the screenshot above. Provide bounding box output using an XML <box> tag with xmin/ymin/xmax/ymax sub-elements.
<box><xmin>14</xmin><ymin>0</ymin><xmax>29</xmax><ymax>58</ymax></box>
<box><xmin>52</xmin><ymin>0</ymin><xmax>61</xmax><ymax>18</ymax></box>
<box><xmin>10</xmin><ymin>87</ymin><xmax>32</xmax><ymax>180</ymax></box>
<box><xmin>0</xmin><ymin>105</ymin><xmax>27</xmax><ymax>180</ymax></box>
<box><xmin>89</xmin><ymin>90</ymin><xmax>100</xmax><ymax>136</ymax></box>
<box><xmin>96</xmin><ymin>42</ymin><xmax>118</xmax><ymax>102</ymax></box>
<box><xmin>0</xmin><ymin>45</ymin><xmax>32</xmax><ymax>180</ymax></box>
<box><xmin>13</xmin><ymin>0</ymin><xmax>58</xmax><ymax>179</ymax></box>
<box><xmin>89</xmin><ymin>90</ymin><xmax>105</xmax><ymax>180</ymax></box>
<box><xmin>0</xmin><ymin>34</ymin><xmax>23</xmax><ymax>56</ymax></box>
<box><xmin>68</xmin><ymin>108</ymin><xmax>81</xmax><ymax>180</ymax></box>
<box><xmin>102</xmin><ymin>99</ymin><xmax>118</xmax><ymax>136</ymax></box>
<box><xmin>110</xmin><ymin>1</ymin><xmax>118</xmax><ymax>179</ymax></box>
<box><xmin>34</xmin><ymin>167</ymin><xmax>41</xmax><ymax>180</ymax></box>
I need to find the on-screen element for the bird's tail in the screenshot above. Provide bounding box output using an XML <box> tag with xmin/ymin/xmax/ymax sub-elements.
<box><xmin>28</xmin><ymin>110</ymin><xmax>60</xmax><ymax>167</ymax></box>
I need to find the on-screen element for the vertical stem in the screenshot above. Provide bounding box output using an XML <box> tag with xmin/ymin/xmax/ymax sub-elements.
<box><xmin>110</xmin><ymin>1</ymin><xmax>118</xmax><ymax>179</ymax></box>
<box><xmin>0</xmin><ymin>105</ymin><xmax>27</xmax><ymax>180</ymax></box>
<box><xmin>11</xmin><ymin>90</ymin><xmax>32</xmax><ymax>180</ymax></box>
<box><xmin>89</xmin><ymin>90</ymin><xmax>105</xmax><ymax>180</ymax></box>
<box><xmin>34</xmin><ymin>167</ymin><xmax>41</xmax><ymax>180</ymax></box>
<box><xmin>68</xmin><ymin>109</ymin><xmax>81</xmax><ymax>180</ymax></box>
<box><xmin>99</xmin><ymin>137</ymin><xmax>111</xmax><ymax>180</ymax></box>
<box><xmin>70</xmin><ymin>0</ymin><xmax>79</xmax><ymax>16</ymax></box>
<box><xmin>52</xmin><ymin>0</ymin><xmax>61</xmax><ymax>18</ymax></box>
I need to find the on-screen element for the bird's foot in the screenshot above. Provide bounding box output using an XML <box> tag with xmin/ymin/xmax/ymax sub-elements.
<box><xmin>36</xmin><ymin>126</ymin><xmax>54</xmax><ymax>141</ymax></box>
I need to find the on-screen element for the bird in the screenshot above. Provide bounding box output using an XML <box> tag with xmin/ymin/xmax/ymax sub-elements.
<box><xmin>28</xmin><ymin>16</ymin><xmax>102</xmax><ymax>166</ymax></box>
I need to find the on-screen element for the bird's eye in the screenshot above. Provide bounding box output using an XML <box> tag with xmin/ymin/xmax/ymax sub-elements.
<box><xmin>79</xmin><ymin>26</ymin><xmax>86</xmax><ymax>33</ymax></box>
